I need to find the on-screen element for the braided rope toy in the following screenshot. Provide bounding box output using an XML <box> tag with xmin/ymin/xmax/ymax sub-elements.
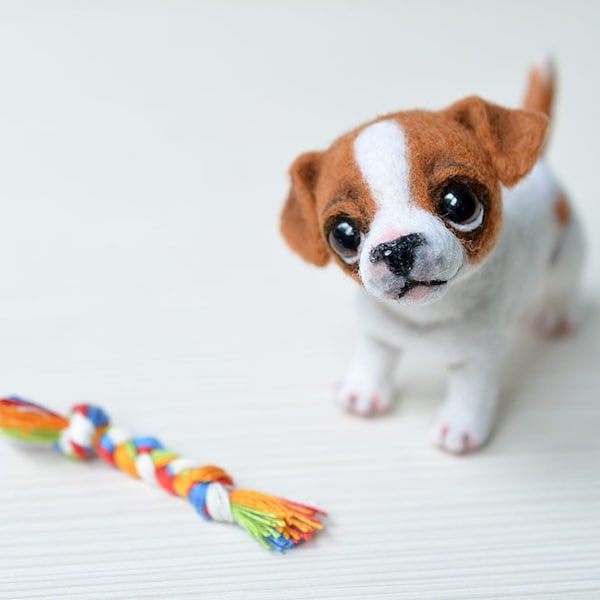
<box><xmin>0</xmin><ymin>397</ymin><xmax>325</xmax><ymax>552</ymax></box>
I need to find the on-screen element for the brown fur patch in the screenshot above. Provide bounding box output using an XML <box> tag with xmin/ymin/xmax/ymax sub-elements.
<box><xmin>281</xmin><ymin>130</ymin><xmax>376</xmax><ymax>279</ymax></box>
<box><xmin>281</xmin><ymin>151</ymin><xmax>330</xmax><ymax>266</ymax></box>
<box><xmin>523</xmin><ymin>64</ymin><xmax>555</xmax><ymax>118</ymax></box>
<box><xmin>315</xmin><ymin>132</ymin><xmax>377</xmax><ymax>279</ymax></box>
<box><xmin>394</xmin><ymin>109</ymin><xmax>503</xmax><ymax>263</ymax></box>
<box><xmin>282</xmin><ymin>96</ymin><xmax>548</xmax><ymax>271</ymax></box>
<box><xmin>444</xmin><ymin>97</ymin><xmax>548</xmax><ymax>187</ymax></box>
<box><xmin>555</xmin><ymin>193</ymin><xmax>571</xmax><ymax>226</ymax></box>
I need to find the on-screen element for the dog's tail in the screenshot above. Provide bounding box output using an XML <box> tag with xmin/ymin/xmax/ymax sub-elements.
<box><xmin>523</xmin><ymin>55</ymin><xmax>556</xmax><ymax>118</ymax></box>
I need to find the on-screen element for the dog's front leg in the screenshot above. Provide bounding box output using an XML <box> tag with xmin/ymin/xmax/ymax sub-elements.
<box><xmin>335</xmin><ymin>334</ymin><xmax>397</xmax><ymax>417</ymax></box>
<box><xmin>431</xmin><ymin>353</ymin><xmax>500</xmax><ymax>454</ymax></box>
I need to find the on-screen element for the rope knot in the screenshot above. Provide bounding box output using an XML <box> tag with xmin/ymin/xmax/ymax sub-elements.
<box><xmin>0</xmin><ymin>397</ymin><xmax>326</xmax><ymax>551</ymax></box>
<box><xmin>175</xmin><ymin>466</ymin><xmax>235</xmax><ymax>523</ymax></box>
<box><xmin>56</xmin><ymin>404</ymin><xmax>110</xmax><ymax>459</ymax></box>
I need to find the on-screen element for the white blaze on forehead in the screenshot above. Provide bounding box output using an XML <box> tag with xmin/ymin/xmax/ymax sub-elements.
<box><xmin>353</xmin><ymin>119</ymin><xmax>410</xmax><ymax>213</ymax></box>
<box><xmin>354</xmin><ymin>118</ymin><xmax>466</xmax><ymax>294</ymax></box>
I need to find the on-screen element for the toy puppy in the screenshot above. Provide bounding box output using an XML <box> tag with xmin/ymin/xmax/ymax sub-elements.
<box><xmin>280</xmin><ymin>59</ymin><xmax>584</xmax><ymax>454</ymax></box>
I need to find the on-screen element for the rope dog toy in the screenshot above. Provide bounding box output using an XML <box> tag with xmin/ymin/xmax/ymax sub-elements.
<box><xmin>0</xmin><ymin>397</ymin><xmax>325</xmax><ymax>552</ymax></box>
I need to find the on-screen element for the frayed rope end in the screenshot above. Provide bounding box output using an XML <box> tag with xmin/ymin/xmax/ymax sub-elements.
<box><xmin>0</xmin><ymin>397</ymin><xmax>326</xmax><ymax>552</ymax></box>
<box><xmin>230</xmin><ymin>490</ymin><xmax>326</xmax><ymax>552</ymax></box>
<box><xmin>0</xmin><ymin>397</ymin><xmax>68</xmax><ymax>443</ymax></box>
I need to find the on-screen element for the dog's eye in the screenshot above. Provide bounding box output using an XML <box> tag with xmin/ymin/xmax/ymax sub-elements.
<box><xmin>328</xmin><ymin>219</ymin><xmax>363</xmax><ymax>264</ymax></box>
<box><xmin>440</xmin><ymin>185</ymin><xmax>484</xmax><ymax>232</ymax></box>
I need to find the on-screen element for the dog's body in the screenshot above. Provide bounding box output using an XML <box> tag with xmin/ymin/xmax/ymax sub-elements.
<box><xmin>281</xmin><ymin>60</ymin><xmax>584</xmax><ymax>453</ymax></box>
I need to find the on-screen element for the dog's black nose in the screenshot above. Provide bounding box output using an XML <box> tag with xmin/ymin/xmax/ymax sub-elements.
<box><xmin>369</xmin><ymin>233</ymin><xmax>425</xmax><ymax>277</ymax></box>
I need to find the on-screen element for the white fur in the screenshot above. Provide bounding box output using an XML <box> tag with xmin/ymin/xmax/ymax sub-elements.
<box><xmin>354</xmin><ymin>120</ymin><xmax>464</xmax><ymax>305</ymax></box>
<box><xmin>337</xmin><ymin>133</ymin><xmax>584</xmax><ymax>452</ymax></box>
<box><xmin>354</xmin><ymin>120</ymin><xmax>411</xmax><ymax>214</ymax></box>
<box><xmin>336</xmin><ymin>334</ymin><xmax>396</xmax><ymax>415</ymax></box>
<box><xmin>536</xmin><ymin>53</ymin><xmax>555</xmax><ymax>82</ymax></box>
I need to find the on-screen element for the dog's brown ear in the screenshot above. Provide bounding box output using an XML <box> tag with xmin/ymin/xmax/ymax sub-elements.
<box><xmin>447</xmin><ymin>96</ymin><xmax>549</xmax><ymax>187</ymax></box>
<box><xmin>280</xmin><ymin>151</ymin><xmax>330</xmax><ymax>266</ymax></box>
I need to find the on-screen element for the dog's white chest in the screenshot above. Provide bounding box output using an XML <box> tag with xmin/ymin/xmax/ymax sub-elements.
<box><xmin>358</xmin><ymin>160</ymin><xmax>563</xmax><ymax>362</ymax></box>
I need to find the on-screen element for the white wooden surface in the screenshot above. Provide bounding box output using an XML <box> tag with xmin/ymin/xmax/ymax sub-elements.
<box><xmin>0</xmin><ymin>2</ymin><xmax>599</xmax><ymax>598</ymax></box>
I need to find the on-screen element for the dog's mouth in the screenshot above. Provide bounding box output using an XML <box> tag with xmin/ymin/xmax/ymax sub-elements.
<box><xmin>396</xmin><ymin>279</ymin><xmax>447</xmax><ymax>299</ymax></box>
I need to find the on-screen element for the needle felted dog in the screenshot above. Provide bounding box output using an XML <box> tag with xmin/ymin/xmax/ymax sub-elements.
<box><xmin>280</xmin><ymin>59</ymin><xmax>584</xmax><ymax>454</ymax></box>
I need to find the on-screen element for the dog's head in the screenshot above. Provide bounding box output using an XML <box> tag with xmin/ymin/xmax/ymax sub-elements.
<box><xmin>281</xmin><ymin>96</ymin><xmax>548</xmax><ymax>305</ymax></box>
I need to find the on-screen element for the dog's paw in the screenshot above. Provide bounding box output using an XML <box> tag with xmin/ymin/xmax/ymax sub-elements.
<box><xmin>335</xmin><ymin>380</ymin><xmax>393</xmax><ymax>417</ymax></box>
<box><xmin>430</xmin><ymin>405</ymin><xmax>493</xmax><ymax>455</ymax></box>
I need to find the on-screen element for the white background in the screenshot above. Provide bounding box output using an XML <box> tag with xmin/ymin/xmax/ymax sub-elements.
<box><xmin>0</xmin><ymin>1</ymin><xmax>598</xmax><ymax>598</ymax></box>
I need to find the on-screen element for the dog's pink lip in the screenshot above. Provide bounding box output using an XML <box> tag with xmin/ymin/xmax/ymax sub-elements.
<box><xmin>397</xmin><ymin>279</ymin><xmax>447</xmax><ymax>299</ymax></box>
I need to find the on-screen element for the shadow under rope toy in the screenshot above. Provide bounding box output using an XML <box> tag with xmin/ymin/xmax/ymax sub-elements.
<box><xmin>0</xmin><ymin>397</ymin><xmax>325</xmax><ymax>551</ymax></box>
